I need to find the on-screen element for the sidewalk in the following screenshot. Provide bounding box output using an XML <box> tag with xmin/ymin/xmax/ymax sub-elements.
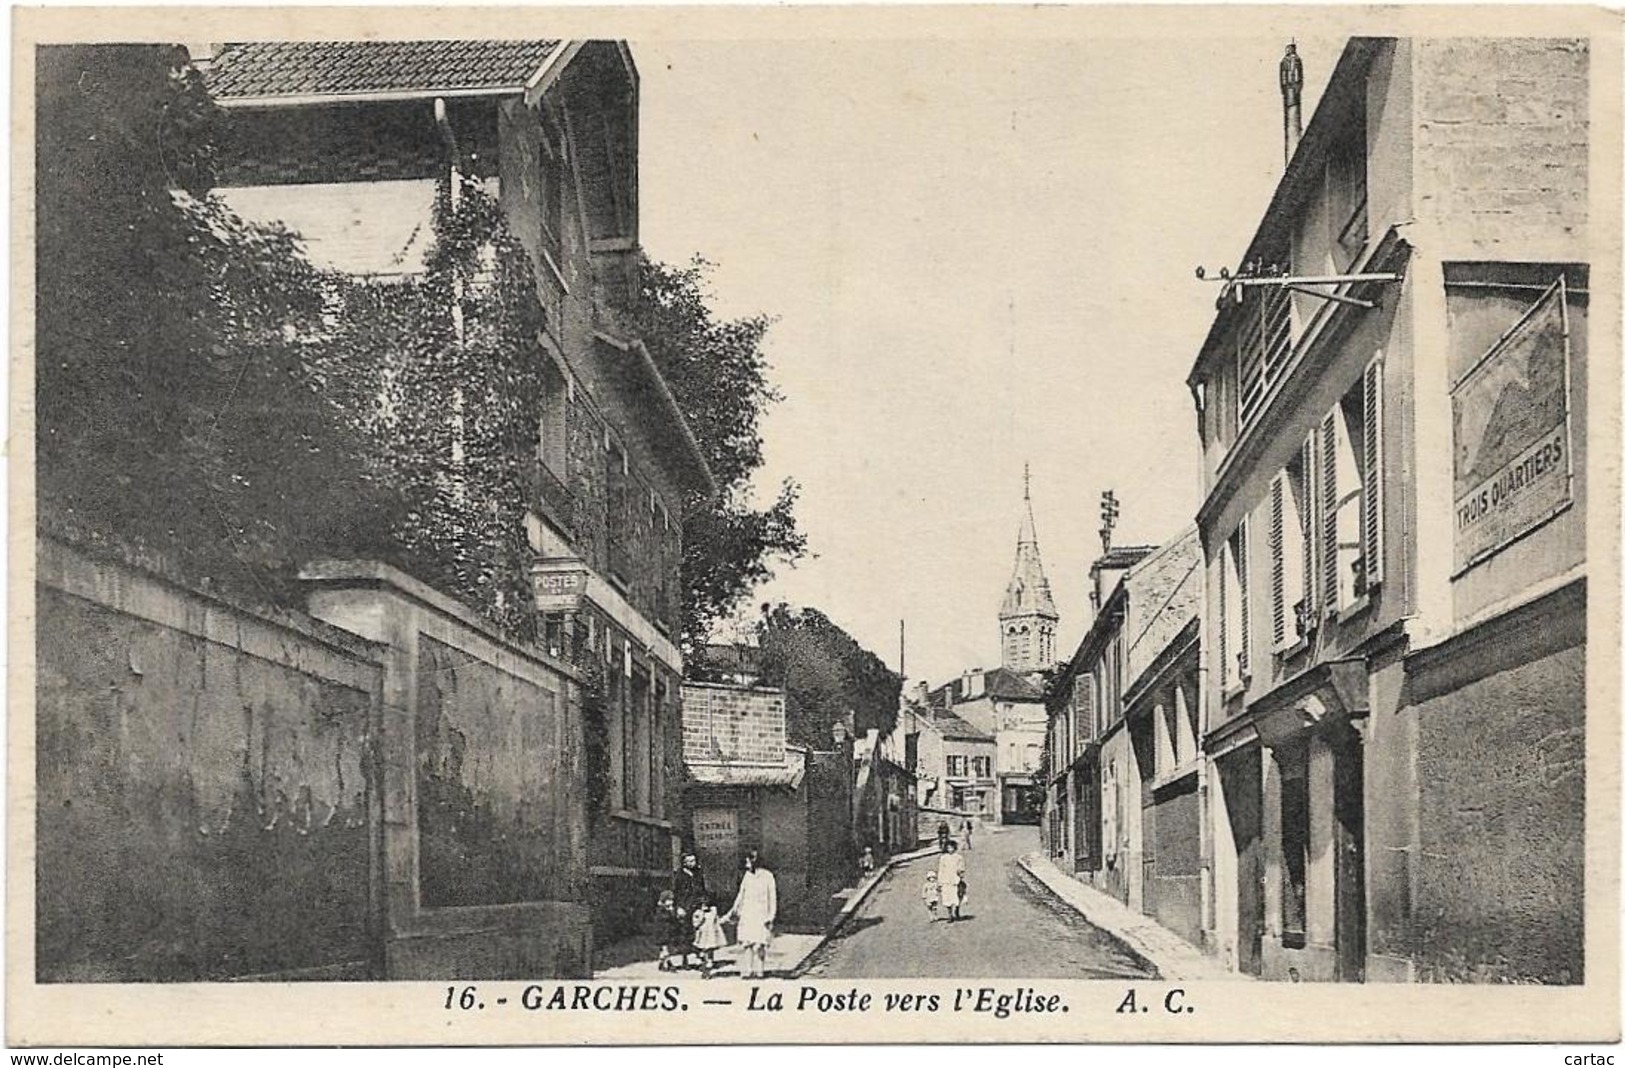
<box><xmin>596</xmin><ymin>844</ymin><xmax>941</xmax><ymax>981</ymax></box>
<box><xmin>1018</xmin><ymin>852</ymin><xmax>1246</xmax><ymax>982</ymax></box>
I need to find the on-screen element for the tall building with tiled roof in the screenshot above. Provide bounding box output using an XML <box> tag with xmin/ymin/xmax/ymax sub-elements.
<box><xmin>999</xmin><ymin>466</ymin><xmax>1060</xmax><ymax>673</ymax></box>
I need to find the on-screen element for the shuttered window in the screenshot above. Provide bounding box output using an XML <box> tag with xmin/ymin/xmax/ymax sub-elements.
<box><xmin>1221</xmin><ymin>524</ymin><xmax>1249</xmax><ymax>689</ymax></box>
<box><xmin>1272</xmin><ymin>454</ymin><xmax>1313</xmax><ymax>651</ymax></box>
<box><xmin>1320</xmin><ymin>411</ymin><xmax>1341</xmax><ymax>612</ymax></box>
<box><xmin>1299</xmin><ymin>433</ymin><xmax>1318</xmax><ymax>623</ymax></box>
<box><xmin>1270</xmin><ymin>475</ymin><xmax>1287</xmax><ymax>647</ymax></box>
<box><xmin>1362</xmin><ymin>356</ymin><xmax>1385</xmax><ymax>587</ymax></box>
<box><xmin>1237</xmin><ymin>283</ymin><xmax>1294</xmax><ymax>427</ymax></box>
<box><xmin>1320</xmin><ymin>357</ymin><xmax>1384</xmax><ymax>615</ymax></box>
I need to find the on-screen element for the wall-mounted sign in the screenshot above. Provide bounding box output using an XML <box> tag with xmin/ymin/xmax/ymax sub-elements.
<box><xmin>533</xmin><ymin>566</ymin><xmax>587</xmax><ymax>611</ymax></box>
<box><xmin>1452</xmin><ymin>278</ymin><xmax>1573</xmax><ymax>573</ymax></box>
<box><xmin>692</xmin><ymin>806</ymin><xmax>739</xmax><ymax>885</ymax></box>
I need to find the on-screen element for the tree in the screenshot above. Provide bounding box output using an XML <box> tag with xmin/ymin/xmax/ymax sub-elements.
<box><xmin>35</xmin><ymin>45</ymin><xmax>395</xmax><ymax>594</ymax></box>
<box><xmin>753</xmin><ymin>604</ymin><xmax>900</xmax><ymax>748</ymax></box>
<box><xmin>615</xmin><ymin>256</ymin><xmax>806</xmax><ymax>652</ymax></box>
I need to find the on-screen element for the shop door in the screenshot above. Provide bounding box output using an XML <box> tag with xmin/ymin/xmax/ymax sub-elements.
<box><xmin>1334</xmin><ymin>736</ymin><xmax>1367</xmax><ymax>982</ymax></box>
<box><xmin>1222</xmin><ymin>747</ymin><xmax>1265</xmax><ymax>977</ymax></box>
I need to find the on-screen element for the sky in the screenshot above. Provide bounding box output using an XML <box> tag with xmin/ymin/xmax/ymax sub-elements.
<box><xmin>635</xmin><ymin>31</ymin><xmax>1344</xmax><ymax>688</ymax></box>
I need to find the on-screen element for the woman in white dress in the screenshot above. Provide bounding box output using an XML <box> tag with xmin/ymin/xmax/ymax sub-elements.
<box><xmin>936</xmin><ymin>840</ymin><xmax>966</xmax><ymax>922</ymax></box>
<box><xmin>724</xmin><ymin>850</ymin><xmax>778</xmax><ymax>978</ymax></box>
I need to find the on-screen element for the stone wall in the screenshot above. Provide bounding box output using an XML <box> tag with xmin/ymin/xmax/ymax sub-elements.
<box><xmin>1414</xmin><ymin>38</ymin><xmax>1588</xmax><ymax>252</ymax></box>
<box><xmin>35</xmin><ymin>537</ymin><xmax>596</xmax><ymax>982</ymax></box>
<box><xmin>35</xmin><ymin>538</ymin><xmax>383</xmax><ymax>982</ymax></box>
<box><xmin>1406</xmin><ymin>581</ymin><xmax>1586</xmax><ymax>984</ymax></box>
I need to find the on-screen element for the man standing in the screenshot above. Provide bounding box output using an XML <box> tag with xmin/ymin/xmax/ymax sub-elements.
<box><xmin>673</xmin><ymin>852</ymin><xmax>708</xmax><ymax>969</ymax></box>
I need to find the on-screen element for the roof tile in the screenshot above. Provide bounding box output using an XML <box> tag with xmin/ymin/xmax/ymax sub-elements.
<box><xmin>207</xmin><ymin>40</ymin><xmax>564</xmax><ymax>100</ymax></box>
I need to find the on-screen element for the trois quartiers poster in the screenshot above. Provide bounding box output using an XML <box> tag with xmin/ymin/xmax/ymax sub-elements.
<box><xmin>8</xmin><ymin>3</ymin><xmax>1620</xmax><ymax>1050</ymax></box>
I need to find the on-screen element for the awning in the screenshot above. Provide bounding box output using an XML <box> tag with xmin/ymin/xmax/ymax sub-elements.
<box><xmin>686</xmin><ymin>763</ymin><xmax>805</xmax><ymax>789</ymax></box>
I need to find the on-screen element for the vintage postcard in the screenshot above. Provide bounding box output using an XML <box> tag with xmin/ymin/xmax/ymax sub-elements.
<box><xmin>8</xmin><ymin>3</ymin><xmax>1622</xmax><ymax>1048</ymax></box>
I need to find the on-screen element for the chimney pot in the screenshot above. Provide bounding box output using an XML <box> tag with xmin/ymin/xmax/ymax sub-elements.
<box><xmin>1280</xmin><ymin>42</ymin><xmax>1305</xmax><ymax>167</ymax></box>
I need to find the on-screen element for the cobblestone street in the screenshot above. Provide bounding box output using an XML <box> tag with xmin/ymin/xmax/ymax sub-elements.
<box><xmin>801</xmin><ymin>826</ymin><xmax>1156</xmax><ymax>979</ymax></box>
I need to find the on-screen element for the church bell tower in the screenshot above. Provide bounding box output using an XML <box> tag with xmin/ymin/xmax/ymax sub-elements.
<box><xmin>1000</xmin><ymin>465</ymin><xmax>1060</xmax><ymax>674</ymax></box>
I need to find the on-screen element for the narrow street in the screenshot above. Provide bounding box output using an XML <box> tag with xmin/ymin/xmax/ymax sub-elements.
<box><xmin>801</xmin><ymin>825</ymin><xmax>1156</xmax><ymax>979</ymax></box>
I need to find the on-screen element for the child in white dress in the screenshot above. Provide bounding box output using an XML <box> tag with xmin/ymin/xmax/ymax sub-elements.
<box><xmin>691</xmin><ymin>898</ymin><xmax>726</xmax><ymax>977</ymax></box>
<box><xmin>921</xmin><ymin>871</ymin><xmax>940</xmax><ymax>921</ymax></box>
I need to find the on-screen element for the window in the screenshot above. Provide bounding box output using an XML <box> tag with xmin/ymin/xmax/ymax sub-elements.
<box><xmin>1280</xmin><ymin>747</ymin><xmax>1310</xmax><ymax>947</ymax></box>
<box><xmin>1072</xmin><ymin>674</ymin><xmax>1094</xmax><ymax>750</ymax></box>
<box><xmin>947</xmin><ymin>755</ymin><xmax>968</xmax><ymax>777</ymax></box>
<box><xmin>950</xmin><ymin>786</ymin><xmax>965</xmax><ymax>810</ymax></box>
<box><xmin>1270</xmin><ymin>452</ymin><xmax>1312</xmax><ymax>650</ymax></box>
<box><xmin>1220</xmin><ymin>522</ymin><xmax>1250</xmax><ymax>690</ymax></box>
<box><xmin>1319</xmin><ymin>357</ymin><xmax>1384</xmax><ymax>612</ymax></box>
<box><xmin>1237</xmin><ymin>281</ymin><xmax>1294</xmax><ymax>427</ymax></box>
<box><xmin>1328</xmin><ymin>122</ymin><xmax>1368</xmax><ymax>271</ymax></box>
<box><xmin>972</xmin><ymin>756</ymin><xmax>992</xmax><ymax>779</ymax></box>
<box><xmin>537</xmin><ymin>359</ymin><xmax>569</xmax><ymax>477</ymax></box>
<box><xmin>538</xmin><ymin>113</ymin><xmax>565</xmax><ymax>269</ymax></box>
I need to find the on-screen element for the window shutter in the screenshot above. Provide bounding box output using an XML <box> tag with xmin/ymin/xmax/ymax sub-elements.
<box><xmin>1362</xmin><ymin>356</ymin><xmax>1384</xmax><ymax>587</ymax></box>
<box><xmin>1300</xmin><ymin>434</ymin><xmax>1318</xmax><ymax>618</ymax></box>
<box><xmin>1216</xmin><ymin>554</ymin><xmax>1228</xmax><ymax>688</ymax></box>
<box><xmin>1270</xmin><ymin>475</ymin><xmax>1286</xmax><ymax>647</ymax></box>
<box><xmin>1236</xmin><ymin>520</ymin><xmax>1250</xmax><ymax>676</ymax></box>
<box><xmin>1321</xmin><ymin>411</ymin><xmax>1340</xmax><ymax>613</ymax></box>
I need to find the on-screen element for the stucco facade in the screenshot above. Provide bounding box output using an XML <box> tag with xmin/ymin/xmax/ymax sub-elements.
<box><xmin>1187</xmin><ymin>38</ymin><xmax>1590</xmax><ymax>983</ymax></box>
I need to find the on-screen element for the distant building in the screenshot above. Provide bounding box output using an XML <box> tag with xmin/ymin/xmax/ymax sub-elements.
<box><xmin>907</xmin><ymin>694</ymin><xmax>998</xmax><ymax>819</ymax></box>
<box><xmin>1186</xmin><ymin>38</ymin><xmax>1588</xmax><ymax>983</ymax></box>
<box><xmin>929</xmin><ymin>669</ymin><xmax>1046</xmax><ymax>823</ymax></box>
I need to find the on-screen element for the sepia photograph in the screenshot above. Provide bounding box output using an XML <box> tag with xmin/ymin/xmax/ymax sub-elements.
<box><xmin>8</xmin><ymin>3</ymin><xmax>1620</xmax><ymax>1049</ymax></box>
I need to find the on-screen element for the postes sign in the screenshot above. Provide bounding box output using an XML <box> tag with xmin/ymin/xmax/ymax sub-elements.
<box><xmin>1451</xmin><ymin>277</ymin><xmax>1573</xmax><ymax>573</ymax></box>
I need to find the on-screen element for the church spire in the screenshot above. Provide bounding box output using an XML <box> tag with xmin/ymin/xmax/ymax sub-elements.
<box><xmin>1000</xmin><ymin>465</ymin><xmax>1059</xmax><ymax>673</ymax></box>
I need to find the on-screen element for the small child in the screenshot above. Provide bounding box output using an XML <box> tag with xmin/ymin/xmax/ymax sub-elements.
<box><xmin>859</xmin><ymin>846</ymin><xmax>876</xmax><ymax>877</ymax></box>
<box><xmin>921</xmin><ymin>871</ymin><xmax>940</xmax><ymax>921</ymax></box>
<box><xmin>691</xmin><ymin>898</ymin><xmax>727</xmax><ymax>977</ymax></box>
<box><xmin>655</xmin><ymin>890</ymin><xmax>680</xmax><ymax>971</ymax></box>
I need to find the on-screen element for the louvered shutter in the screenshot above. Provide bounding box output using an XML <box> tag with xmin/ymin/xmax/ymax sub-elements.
<box><xmin>1270</xmin><ymin>475</ymin><xmax>1286</xmax><ymax>647</ymax></box>
<box><xmin>1321</xmin><ymin>411</ymin><xmax>1340</xmax><ymax>612</ymax></box>
<box><xmin>1300</xmin><ymin>434</ymin><xmax>1318</xmax><ymax>622</ymax></box>
<box><xmin>1216</xmin><ymin>553</ymin><xmax>1228</xmax><ymax>687</ymax></box>
<box><xmin>1362</xmin><ymin>357</ymin><xmax>1384</xmax><ymax>587</ymax></box>
<box><xmin>1236</xmin><ymin>521</ymin><xmax>1250</xmax><ymax>677</ymax></box>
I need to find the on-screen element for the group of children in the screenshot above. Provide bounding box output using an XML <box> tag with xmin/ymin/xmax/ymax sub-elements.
<box><xmin>655</xmin><ymin>890</ymin><xmax>728</xmax><ymax>976</ymax></box>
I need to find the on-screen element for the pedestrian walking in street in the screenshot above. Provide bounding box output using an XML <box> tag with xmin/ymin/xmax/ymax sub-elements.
<box><xmin>724</xmin><ymin>849</ymin><xmax>778</xmax><ymax>979</ymax></box>
<box><xmin>920</xmin><ymin>871</ymin><xmax>940</xmax><ymax>921</ymax></box>
<box><xmin>936</xmin><ymin>820</ymin><xmax>951</xmax><ymax>852</ymax></box>
<box><xmin>672</xmin><ymin>852</ymin><xmax>708</xmax><ymax>969</ymax></box>
<box><xmin>691</xmin><ymin>895</ymin><xmax>726</xmax><ymax>978</ymax></box>
<box><xmin>936</xmin><ymin>840</ymin><xmax>966</xmax><ymax>922</ymax></box>
<box><xmin>962</xmin><ymin>816</ymin><xmax>974</xmax><ymax>851</ymax></box>
<box><xmin>859</xmin><ymin>845</ymin><xmax>876</xmax><ymax>877</ymax></box>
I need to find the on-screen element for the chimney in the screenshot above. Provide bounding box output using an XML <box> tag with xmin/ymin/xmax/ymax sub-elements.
<box><xmin>1280</xmin><ymin>42</ymin><xmax>1304</xmax><ymax>167</ymax></box>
